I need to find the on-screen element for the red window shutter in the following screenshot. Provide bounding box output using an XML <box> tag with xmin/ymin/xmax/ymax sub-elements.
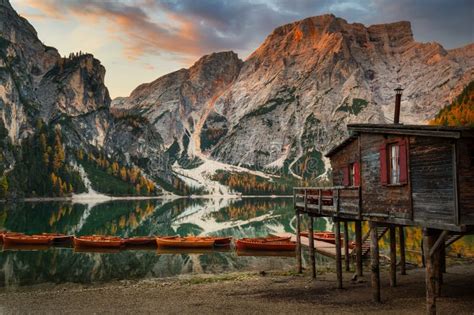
<box><xmin>399</xmin><ymin>139</ymin><xmax>408</xmax><ymax>184</ymax></box>
<box><xmin>379</xmin><ymin>145</ymin><xmax>388</xmax><ymax>185</ymax></box>
<box><xmin>343</xmin><ymin>166</ymin><xmax>349</xmax><ymax>186</ymax></box>
<box><xmin>353</xmin><ymin>162</ymin><xmax>360</xmax><ymax>186</ymax></box>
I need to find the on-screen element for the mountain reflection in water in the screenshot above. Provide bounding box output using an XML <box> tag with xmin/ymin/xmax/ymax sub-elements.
<box><xmin>1</xmin><ymin>197</ymin><xmax>473</xmax><ymax>288</ymax></box>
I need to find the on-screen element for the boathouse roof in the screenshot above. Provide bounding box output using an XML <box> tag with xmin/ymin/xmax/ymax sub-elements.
<box><xmin>325</xmin><ymin>123</ymin><xmax>473</xmax><ymax>157</ymax></box>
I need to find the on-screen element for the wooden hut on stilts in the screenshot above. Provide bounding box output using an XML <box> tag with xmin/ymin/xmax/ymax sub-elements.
<box><xmin>293</xmin><ymin>88</ymin><xmax>474</xmax><ymax>314</ymax></box>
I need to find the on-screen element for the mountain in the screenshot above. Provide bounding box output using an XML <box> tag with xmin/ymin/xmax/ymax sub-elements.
<box><xmin>0</xmin><ymin>0</ymin><xmax>473</xmax><ymax>198</ymax></box>
<box><xmin>115</xmin><ymin>14</ymin><xmax>473</xmax><ymax>181</ymax></box>
<box><xmin>0</xmin><ymin>0</ymin><xmax>172</xmax><ymax>198</ymax></box>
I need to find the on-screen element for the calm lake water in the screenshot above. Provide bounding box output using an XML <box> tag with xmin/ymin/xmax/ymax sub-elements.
<box><xmin>1</xmin><ymin>197</ymin><xmax>473</xmax><ymax>288</ymax></box>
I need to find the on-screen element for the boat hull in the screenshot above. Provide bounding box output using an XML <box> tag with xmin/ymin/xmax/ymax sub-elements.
<box><xmin>74</xmin><ymin>237</ymin><xmax>124</xmax><ymax>248</ymax></box>
<box><xmin>235</xmin><ymin>239</ymin><xmax>296</xmax><ymax>251</ymax></box>
<box><xmin>3</xmin><ymin>235</ymin><xmax>52</xmax><ymax>246</ymax></box>
<box><xmin>156</xmin><ymin>237</ymin><xmax>215</xmax><ymax>248</ymax></box>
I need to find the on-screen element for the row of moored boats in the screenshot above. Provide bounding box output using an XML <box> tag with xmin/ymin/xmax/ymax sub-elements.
<box><xmin>0</xmin><ymin>231</ymin><xmax>298</xmax><ymax>251</ymax></box>
<box><xmin>1</xmin><ymin>230</ymin><xmax>348</xmax><ymax>251</ymax></box>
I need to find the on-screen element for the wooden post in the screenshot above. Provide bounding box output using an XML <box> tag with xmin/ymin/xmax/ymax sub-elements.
<box><xmin>355</xmin><ymin>220</ymin><xmax>363</xmax><ymax>276</ymax></box>
<box><xmin>434</xmin><ymin>233</ymin><xmax>442</xmax><ymax>297</ymax></box>
<box><xmin>334</xmin><ymin>218</ymin><xmax>343</xmax><ymax>289</ymax></box>
<box><xmin>296</xmin><ymin>210</ymin><xmax>302</xmax><ymax>274</ymax></box>
<box><xmin>440</xmin><ymin>239</ymin><xmax>446</xmax><ymax>281</ymax></box>
<box><xmin>390</xmin><ymin>225</ymin><xmax>397</xmax><ymax>287</ymax></box>
<box><xmin>308</xmin><ymin>215</ymin><xmax>316</xmax><ymax>279</ymax></box>
<box><xmin>440</xmin><ymin>242</ymin><xmax>446</xmax><ymax>273</ymax></box>
<box><xmin>370</xmin><ymin>221</ymin><xmax>381</xmax><ymax>302</ymax></box>
<box><xmin>424</xmin><ymin>228</ymin><xmax>437</xmax><ymax>315</ymax></box>
<box><xmin>399</xmin><ymin>226</ymin><xmax>407</xmax><ymax>275</ymax></box>
<box><xmin>344</xmin><ymin>221</ymin><xmax>350</xmax><ymax>272</ymax></box>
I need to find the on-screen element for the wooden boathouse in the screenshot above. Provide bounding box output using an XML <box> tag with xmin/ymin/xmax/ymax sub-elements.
<box><xmin>293</xmin><ymin>90</ymin><xmax>474</xmax><ymax>314</ymax></box>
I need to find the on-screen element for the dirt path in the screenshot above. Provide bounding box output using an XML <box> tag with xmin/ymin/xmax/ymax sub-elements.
<box><xmin>1</xmin><ymin>265</ymin><xmax>473</xmax><ymax>314</ymax></box>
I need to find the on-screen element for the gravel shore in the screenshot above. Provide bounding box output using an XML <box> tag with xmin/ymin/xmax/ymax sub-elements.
<box><xmin>1</xmin><ymin>264</ymin><xmax>473</xmax><ymax>314</ymax></box>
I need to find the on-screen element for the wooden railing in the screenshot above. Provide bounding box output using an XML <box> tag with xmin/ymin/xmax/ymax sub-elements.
<box><xmin>293</xmin><ymin>186</ymin><xmax>361</xmax><ymax>218</ymax></box>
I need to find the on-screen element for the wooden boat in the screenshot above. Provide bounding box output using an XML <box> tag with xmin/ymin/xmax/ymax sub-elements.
<box><xmin>123</xmin><ymin>236</ymin><xmax>157</xmax><ymax>246</ymax></box>
<box><xmin>238</xmin><ymin>236</ymin><xmax>291</xmax><ymax>243</ymax></box>
<box><xmin>3</xmin><ymin>234</ymin><xmax>52</xmax><ymax>246</ymax></box>
<box><xmin>300</xmin><ymin>231</ymin><xmax>341</xmax><ymax>244</ymax></box>
<box><xmin>156</xmin><ymin>236</ymin><xmax>215</xmax><ymax>248</ymax></box>
<box><xmin>41</xmin><ymin>233</ymin><xmax>74</xmax><ymax>243</ymax></box>
<box><xmin>235</xmin><ymin>238</ymin><xmax>296</xmax><ymax>251</ymax></box>
<box><xmin>0</xmin><ymin>232</ymin><xmax>24</xmax><ymax>243</ymax></box>
<box><xmin>73</xmin><ymin>236</ymin><xmax>124</xmax><ymax>248</ymax></box>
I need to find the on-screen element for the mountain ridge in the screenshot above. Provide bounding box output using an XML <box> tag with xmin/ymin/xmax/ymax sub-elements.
<box><xmin>0</xmin><ymin>0</ymin><xmax>472</xmax><ymax>197</ymax></box>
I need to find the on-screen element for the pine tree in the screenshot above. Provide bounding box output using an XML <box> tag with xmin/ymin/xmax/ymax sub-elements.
<box><xmin>52</xmin><ymin>131</ymin><xmax>65</xmax><ymax>172</ymax></box>
<box><xmin>0</xmin><ymin>176</ymin><xmax>8</xmax><ymax>198</ymax></box>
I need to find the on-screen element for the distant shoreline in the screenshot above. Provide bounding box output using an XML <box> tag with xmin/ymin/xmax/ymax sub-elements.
<box><xmin>0</xmin><ymin>194</ymin><xmax>293</xmax><ymax>203</ymax></box>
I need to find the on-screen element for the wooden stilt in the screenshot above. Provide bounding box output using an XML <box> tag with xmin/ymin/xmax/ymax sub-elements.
<box><xmin>308</xmin><ymin>215</ymin><xmax>316</xmax><ymax>279</ymax></box>
<box><xmin>399</xmin><ymin>226</ymin><xmax>407</xmax><ymax>275</ymax></box>
<box><xmin>434</xmin><ymin>232</ymin><xmax>442</xmax><ymax>297</ymax></box>
<box><xmin>440</xmin><ymin>237</ymin><xmax>446</xmax><ymax>275</ymax></box>
<box><xmin>370</xmin><ymin>221</ymin><xmax>380</xmax><ymax>302</ymax></box>
<box><xmin>355</xmin><ymin>220</ymin><xmax>363</xmax><ymax>276</ymax></box>
<box><xmin>390</xmin><ymin>225</ymin><xmax>397</xmax><ymax>287</ymax></box>
<box><xmin>439</xmin><ymin>239</ymin><xmax>445</xmax><ymax>289</ymax></box>
<box><xmin>295</xmin><ymin>210</ymin><xmax>302</xmax><ymax>274</ymax></box>
<box><xmin>424</xmin><ymin>228</ymin><xmax>437</xmax><ymax>315</ymax></box>
<box><xmin>343</xmin><ymin>221</ymin><xmax>350</xmax><ymax>272</ymax></box>
<box><xmin>334</xmin><ymin>218</ymin><xmax>343</xmax><ymax>289</ymax></box>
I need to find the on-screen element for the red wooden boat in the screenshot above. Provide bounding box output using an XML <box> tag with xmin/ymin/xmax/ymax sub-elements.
<box><xmin>41</xmin><ymin>233</ymin><xmax>74</xmax><ymax>243</ymax></box>
<box><xmin>74</xmin><ymin>236</ymin><xmax>124</xmax><ymax>248</ymax></box>
<box><xmin>0</xmin><ymin>232</ymin><xmax>24</xmax><ymax>243</ymax></box>
<box><xmin>3</xmin><ymin>234</ymin><xmax>52</xmax><ymax>246</ymax></box>
<box><xmin>235</xmin><ymin>238</ymin><xmax>296</xmax><ymax>251</ymax></box>
<box><xmin>156</xmin><ymin>236</ymin><xmax>215</xmax><ymax>248</ymax></box>
<box><xmin>123</xmin><ymin>236</ymin><xmax>157</xmax><ymax>246</ymax></box>
<box><xmin>300</xmin><ymin>231</ymin><xmax>342</xmax><ymax>244</ymax></box>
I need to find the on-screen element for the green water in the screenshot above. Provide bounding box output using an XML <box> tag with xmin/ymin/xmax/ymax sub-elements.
<box><xmin>0</xmin><ymin>197</ymin><xmax>334</xmax><ymax>288</ymax></box>
<box><xmin>1</xmin><ymin>197</ymin><xmax>472</xmax><ymax>288</ymax></box>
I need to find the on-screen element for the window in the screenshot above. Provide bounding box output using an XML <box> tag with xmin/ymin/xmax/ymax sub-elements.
<box><xmin>349</xmin><ymin>163</ymin><xmax>355</xmax><ymax>186</ymax></box>
<box><xmin>380</xmin><ymin>138</ymin><xmax>408</xmax><ymax>186</ymax></box>
<box><xmin>389</xmin><ymin>144</ymin><xmax>400</xmax><ymax>184</ymax></box>
<box><xmin>343</xmin><ymin>162</ymin><xmax>360</xmax><ymax>187</ymax></box>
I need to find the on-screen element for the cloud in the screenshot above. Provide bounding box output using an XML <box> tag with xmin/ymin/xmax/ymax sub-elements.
<box><xmin>20</xmin><ymin>0</ymin><xmax>473</xmax><ymax>62</ymax></box>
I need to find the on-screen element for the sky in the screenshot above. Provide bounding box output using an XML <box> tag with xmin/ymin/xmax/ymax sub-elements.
<box><xmin>10</xmin><ymin>0</ymin><xmax>474</xmax><ymax>99</ymax></box>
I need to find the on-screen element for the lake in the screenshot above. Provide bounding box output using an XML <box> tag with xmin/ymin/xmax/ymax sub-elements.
<box><xmin>1</xmin><ymin>197</ymin><xmax>473</xmax><ymax>289</ymax></box>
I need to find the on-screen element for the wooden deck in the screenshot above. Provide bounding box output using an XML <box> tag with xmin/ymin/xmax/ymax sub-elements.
<box><xmin>271</xmin><ymin>232</ymin><xmax>352</xmax><ymax>258</ymax></box>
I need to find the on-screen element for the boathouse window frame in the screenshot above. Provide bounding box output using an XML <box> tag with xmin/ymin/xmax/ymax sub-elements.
<box><xmin>343</xmin><ymin>161</ymin><xmax>360</xmax><ymax>187</ymax></box>
<box><xmin>380</xmin><ymin>137</ymin><xmax>408</xmax><ymax>186</ymax></box>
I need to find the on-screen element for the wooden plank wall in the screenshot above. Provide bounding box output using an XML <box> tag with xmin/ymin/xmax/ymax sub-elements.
<box><xmin>360</xmin><ymin>134</ymin><xmax>411</xmax><ymax>219</ymax></box>
<box><xmin>458</xmin><ymin>138</ymin><xmax>474</xmax><ymax>225</ymax></box>
<box><xmin>410</xmin><ymin>137</ymin><xmax>455</xmax><ymax>225</ymax></box>
<box><xmin>330</xmin><ymin>138</ymin><xmax>359</xmax><ymax>187</ymax></box>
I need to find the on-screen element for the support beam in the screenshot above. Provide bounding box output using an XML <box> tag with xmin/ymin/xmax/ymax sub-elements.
<box><xmin>424</xmin><ymin>228</ymin><xmax>439</xmax><ymax>315</ymax></box>
<box><xmin>390</xmin><ymin>225</ymin><xmax>397</xmax><ymax>287</ymax></box>
<box><xmin>344</xmin><ymin>221</ymin><xmax>350</xmax><ymax>272</ymax></box>
<box><xmin>308</xmin><ymin>216</ymin><xmax>316</xmax><ymax>279</ymax></box>
<box><xmin>399</xmin><ymin>226</ymin><xmax>406</xmax><ymax>275</ymax></box>
<box><xmin>370</xmin><ymin>221</ymin><xmax>381</xmax><ymax>303</ymax></box>
<box><xmin>295</xmin><ymin>211</ymin><xmax>302</xmax><ymax>274</ymax></box>
<box><xmin>355</xmin><ymin>220</ymin><xmax>363</xmax><ymax>276</ymax></box>
<box><xmin>440</xmin><ymin>240</ymin><xmax>446</xmax><ymax>276</ymax></box>
<box><xmin>334</xmin><ymin>218</ymin><xmax>343</xmax><ymax>289</ymax></box>
<box><xmin>429</xmin><ymin>230</ymin><xmax>449</xmax><ymax>257</ymax></box>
